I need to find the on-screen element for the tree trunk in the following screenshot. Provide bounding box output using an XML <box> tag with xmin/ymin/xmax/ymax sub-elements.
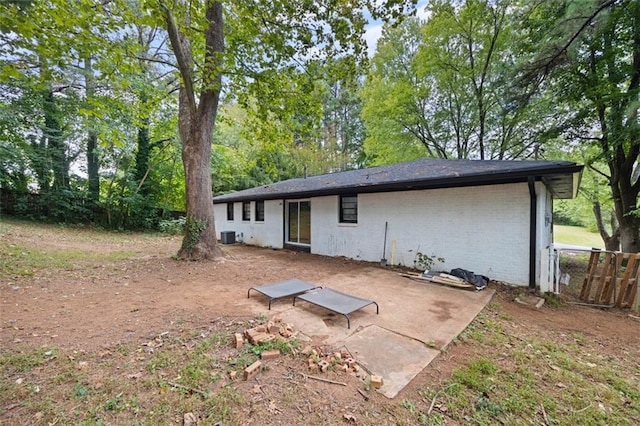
<box><xmin>134</xmin><ymin>116</ymin><xmax>150</xmax><ymax>195</ymax></box>
<box><xmin>177</xmin><ymin>107</ymin><xmax>222</xmax><ymax>260</ymax></box>
<box><xmin>613</xmin><ymin>175</ymin><xmax>640</xmax><ymax>253</ymax></box>
<box><xmin>43</xmin><ymin>90</ymin><xmax>68</xmax><ymax>191</ymax></box>
<box><xmin>593</xmin><ymin>201</ymin><xmax>620</xmax><ymax>251</ymax></box>
<box><xmin>85</xmin><ymin>57</ymin><xmax>100</xmax><ymax>203</ymax></box>
<box><xmin>164</xmin><ymin>1</ymin><xmax>224</xmax><ymax>260</ymax></box>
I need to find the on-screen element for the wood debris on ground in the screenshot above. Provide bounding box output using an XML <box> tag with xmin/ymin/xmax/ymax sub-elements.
<box><xmin>400</xmin><ymin>271</ymin><xmax>477</xmax><ymax>290</ymax></box>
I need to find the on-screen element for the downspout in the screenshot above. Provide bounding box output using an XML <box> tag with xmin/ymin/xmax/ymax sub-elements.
<box><xmin>282</xmin><ymin>199</ymin><xmax>286</xmax><ymax>248</ymax></box>
<box><xmin>528</xmin><ymin>176</ymin><xmax>537</xmax><ymax>290</ymax></box>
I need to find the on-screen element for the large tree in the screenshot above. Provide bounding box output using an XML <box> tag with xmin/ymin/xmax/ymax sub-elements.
<box><xmin>362</xmin><ymin>0</ymin><xmax>544</xmax><ymax>164</ymax></box>
<box><xmin>154</xmin><ymin>0</ymin><xmax>415</xmax><ymax>260</ymax></box>
<box><xmin>521</xmin><ymin>0</ymin><xmax>640</xmax><ymax>252</ymax></box>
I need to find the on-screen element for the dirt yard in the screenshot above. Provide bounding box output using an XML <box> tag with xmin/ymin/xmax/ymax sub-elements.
<box><xmin>1</xmin><ymin>220</ymin><xmax>639</xmax><ymax>425</ymax></box>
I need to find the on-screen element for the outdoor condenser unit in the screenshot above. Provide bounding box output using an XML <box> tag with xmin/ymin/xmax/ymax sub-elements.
<box><xmin>220</xmin><ymin>231</ymin><xmax>236</xmax><ymax>244</ymax></box>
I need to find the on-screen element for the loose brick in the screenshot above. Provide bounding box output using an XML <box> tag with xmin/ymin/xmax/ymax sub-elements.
<box><xmin>301</xmin><ymin>345</ymin><xmax>313</xmax><ymax>356</ymax></box>
<box><xmin>229</xmin><ymin>371</ymin><xmax>237</xmax><ymax>380</ymax></box>
<box><xmin>318</xmin><ymin>360</ymin><xmax>330</xmax><ymax>373</ymax></box>
<box><xmin>243</xmin><ymin>360</ymin><xmax>262</xmax><ymax>380</ymax></box>
<box><xmin>234</xmin><ymin>333</ymin><xmax>244</xmax><ymax>349</ymax></box>
<box><xmin>370</xmin><ymin>375</ymin><xmax>384</xmax><ymax>389</ymax></box>
<box><xmin>268</xmin><ymin>324</ymin><xmax>280</xmax><ymax>334</ymax></box>
<box><xmin>261</xmin><ymin>349</ymin><xmax>281</xmax><ymax>360</ymax></box>
<box><xmin>248</xmin><ymin>332</ymin><xmax>270</xmax><ymax>345</ymax></box>
<box><xmin>244</xmin><ymin>328</ymin><xmax>261</xmax><ymax>340</ymax></box>
<box><xmin>255</xmin><ymin>334</ymin><xmax>276</xmax><ymax>345</ymax></box>
<box><xmin>255</xmin><ymin>324</ymin><xmax>267</xmax><ymax>332</ymax></box>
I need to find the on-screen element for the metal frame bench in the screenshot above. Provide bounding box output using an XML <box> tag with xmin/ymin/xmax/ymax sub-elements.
<box><xmin>293</xmin><ymin>287</ymin><xmax>379</xmax><ymax>329</ymax></box>
<box><xmin>247</xmin><ymin>278</ymin><xmax>321</xmax><ymax>310</ymax></box>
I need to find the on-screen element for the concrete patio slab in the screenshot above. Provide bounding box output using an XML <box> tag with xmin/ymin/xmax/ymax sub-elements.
<box><xmin>344</xmin><ymin>325</ymin><xmax>440</xmax><ymax>398</ymax></box>
<box><xmin>248</xmin><ymin>267</ymin><xmax>495</xmax><ymax>398</ymax></box>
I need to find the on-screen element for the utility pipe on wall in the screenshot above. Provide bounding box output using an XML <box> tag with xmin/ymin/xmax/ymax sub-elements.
<box><xmin>528</xmin><ymin>176</ymin><xmax>537</xmax><ymax>290</ymax></box>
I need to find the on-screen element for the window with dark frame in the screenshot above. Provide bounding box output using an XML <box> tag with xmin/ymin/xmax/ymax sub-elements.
<box><xmin>242</xmin><ymin>201</ymin><xmax>251</xmax><ymax>221</ymax></box>
<box><xmin>255</xmin><ymin>200</ymin><xmax>265</xmax><ymax>221</ymax></box>
<box><xmin>340</xmin><ymin>194</ymin><xmax>358</xmax><ymax>223</ymax></box>
<box><xmin>226</xmin><ymin>203</ymin><xmax>234</xmax><ymax>221</ymax></box>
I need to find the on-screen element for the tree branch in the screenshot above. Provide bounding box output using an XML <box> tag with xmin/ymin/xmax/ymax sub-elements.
<box><xmin>160</xmin><ymin>2</ymin><xmax>196</xmax><ymax>114</ymax></box>
<box><xmin>523</xmin><ymin>0</ymin><xmax>619</xmax><ymax>81</ymax></box>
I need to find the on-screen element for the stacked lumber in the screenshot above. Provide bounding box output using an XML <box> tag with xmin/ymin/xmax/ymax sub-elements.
<box><xmin>400</xmin><ymin>271</ymin><xmax>476</xmax><ymax>290</ymax></box>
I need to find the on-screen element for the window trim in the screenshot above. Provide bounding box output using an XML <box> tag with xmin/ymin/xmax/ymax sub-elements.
<box><xmin>242</xmin><ymin>201</ymin><xmax>251</xmax><ymax>221</ymax></box>
<box><xmin>255</xmin><ymin>200</ymin><xmax>265</xmax><ymax>222</ymax></box>
<box><xmin>226</xmin><ymin>202</ymin><xmax>234</xmax><ymax>221</ymax></box>
<box><xmin>339</xmin><ymin>194</ymin><xmax>358</xmax><ymax>224</ymax></box>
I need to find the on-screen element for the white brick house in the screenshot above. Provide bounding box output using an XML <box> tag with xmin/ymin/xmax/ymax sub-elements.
<box><xmin>212</xmin><ymin>159</ymin><xmax>582</xmax><ymax>291</ymax></box>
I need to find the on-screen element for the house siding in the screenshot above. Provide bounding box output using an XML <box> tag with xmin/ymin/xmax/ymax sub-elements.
<box><xmin>214</xmin><ymin>200</ymin><xmax>284</xmax><ymax>248</ymax></box>
<box><xmin>214</xmin><ymin>182</ymin><xmax>553</xmax><ymax>287</ymax></box>
<box><xmin>312</xmin><ymin>183</ymin><xmax>536</xmax><ymax>285</ymax></box>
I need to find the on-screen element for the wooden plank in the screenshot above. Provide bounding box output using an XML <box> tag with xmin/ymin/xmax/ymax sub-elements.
<box><xmin>588</xmin><ymin>253</ymin><xmax>612</xmax><ymax>305</ymax></box>
<box><xmin>616</xmin><ymin>254</ymin><xmax>640</xmax><ymax>308</ymax></box>
<box><xmin>429</xmin><ymin>276</ymin><xmax>475</xmax><ymax>288</ymax></box>
<box><xmin>400</xmin><ymin>273</ymin><xmax>475</xmax><ymax>289</ymax></box>
<box><xmin>580</xmin><ymin>251</ymin><xmax>601</xmax><ymax>301</ymax></box>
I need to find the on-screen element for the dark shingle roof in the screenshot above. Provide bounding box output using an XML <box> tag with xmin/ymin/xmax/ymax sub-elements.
<box><xmin>213</xmin><ymin>158</ymin><xmax>583</xmax><ymax>203</ymax></box>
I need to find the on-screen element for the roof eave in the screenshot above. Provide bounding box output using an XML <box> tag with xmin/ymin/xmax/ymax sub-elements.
<box><xmin>213</xmin><ymin>164</ymin><xmax>584</xmax><ymax>203</ymax></box>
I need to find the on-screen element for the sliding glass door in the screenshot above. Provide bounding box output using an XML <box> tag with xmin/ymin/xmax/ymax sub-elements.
<box><xmin>287</xmin><ymin>201</ymin><xmax>310</xmax><ymax>245</ymax></box>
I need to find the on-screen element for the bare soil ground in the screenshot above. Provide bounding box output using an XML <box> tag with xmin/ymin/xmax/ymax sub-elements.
<box><xmin>1</xmin><ymin>220</ymin><xmax>639</xmax><ymax>425</ymax></box>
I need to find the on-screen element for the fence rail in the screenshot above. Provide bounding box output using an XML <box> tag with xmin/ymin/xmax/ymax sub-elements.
<box><xmin>552</xmin><ymin>245</ymin><xmax>639</xmax><ymax>310</ymax></box>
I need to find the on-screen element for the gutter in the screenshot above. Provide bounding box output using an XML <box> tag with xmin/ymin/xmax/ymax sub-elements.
<box><xmin>528</xmin><ymin>176</ymin><xmax>537</xmax><ymax>290</ymax></box>
<box><xmin>212</xmin><ymin>163</ymin><xmax>584</xmax><ymax>204</ymax></box>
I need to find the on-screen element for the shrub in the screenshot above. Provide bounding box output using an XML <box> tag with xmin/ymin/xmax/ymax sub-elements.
<box><xmin>159</xmin><ymin>217</ymin><xmax>186</xmax><ymax>235</ymax></box>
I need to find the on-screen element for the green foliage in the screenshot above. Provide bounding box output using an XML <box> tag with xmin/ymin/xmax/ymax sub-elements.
<box><xmin>181</xmin><ymin>217</ymin><xmax>206</xmax><ymax>255</ymax></box>
<box><xmin>413</xmin><ymin>252</ymin><xmax>445</xmax><ymax>271</ymax></box>
<box><xmin>159</xmin><ymin>217</ymin><xmax>186</xmax><ymax>235</ymax></box>
<box><xmin>362</xmin><ymin>1</ymin><xmax>545</xmax><ymax>164</ymax></box>
<box><xmin>522</xmin><ymin>0</ymin><xmax>640</xmax><ymax>250</ymax></box>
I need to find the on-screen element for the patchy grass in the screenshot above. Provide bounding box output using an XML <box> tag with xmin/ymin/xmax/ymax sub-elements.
<box><xmin>3</xmin><ymin>302</ymin><xmax>638</xmax><ymax>425</ymax></box>
<box><xmin>0</xmin><ymin>242</ymin><xmax>135</xmax><ymax>278</ymax></box>
<box><xmin>395</xmin><ymin>303</ymin><xmax>640</xmax><ymax>426</ymax></box>
<box><xmin>554</xmin><ymin>225</ymin><xmax>604</xmax><ymax>248</ymax></box>
<box><xmin>2</xmin><ymin>219</ymin><xmax>638</xmax><ymax>425</ymax></box>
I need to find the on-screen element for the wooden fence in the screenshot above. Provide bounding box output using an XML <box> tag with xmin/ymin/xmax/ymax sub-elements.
<box><xmin>580</xmin><ymin>250</ymin><xmax>640</xmax><ymax>309</ymax></box>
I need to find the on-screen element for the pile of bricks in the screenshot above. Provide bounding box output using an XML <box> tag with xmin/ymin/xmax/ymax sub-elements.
<box><xmin>233</xmin><ymin>319</ymin><xmax>385</xmax><ymax>390</ymax></box>
<box><xmin>304</xmin><ymin>346</ymin><xmax>359</xmax><ymax>375</ymax></box>
<box><xmin>304</xmin><ymin>346</ymin><xmax>384</xmax><ymax>389</ymax></box>
<box><xmin>233</xmin><ymin>317</ymin><xmax>295</xmax><ymax>381</ymax></box>
<box><xmin>233</xmin><ymin>317</ymin><xmax>294</xmax><ymax>350</ymax></box>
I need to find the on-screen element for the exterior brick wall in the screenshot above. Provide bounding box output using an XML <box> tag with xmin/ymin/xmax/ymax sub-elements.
<box><xmin>214</xmin><ymin>181</ymin><xmax>552</xmax><ymax>287</ymax></box>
